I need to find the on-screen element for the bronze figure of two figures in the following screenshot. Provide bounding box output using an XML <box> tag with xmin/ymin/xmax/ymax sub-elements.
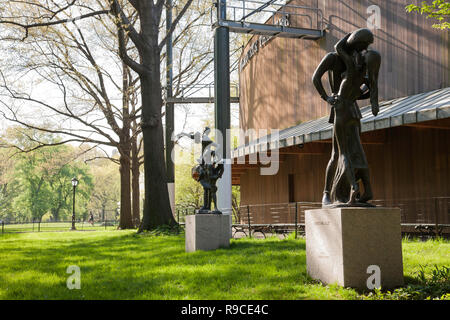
<box><xmin>192</xmin><ymin>150</ymin><xmax>224</xmax><ymax>214</ymax></box>
<box><xmin>179</xmin><ymin>127</ymin><xmax>224</xmax><ymax>214</ymax></box>
<box><xmin>312</xmin><ymin>28</ymin><xmax>381</xmax><ymax>208</ymax></box>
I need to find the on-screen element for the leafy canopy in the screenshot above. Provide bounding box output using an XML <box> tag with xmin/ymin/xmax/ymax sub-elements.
<box><xmin>1</xmin><ymin>127</ymin><xmax>93</xmax><ymax>222</ymax></box>
<box><xmin>406</xmin><ymin>0</ymin><xmax>450</xmax><ymax>29</ymax></box>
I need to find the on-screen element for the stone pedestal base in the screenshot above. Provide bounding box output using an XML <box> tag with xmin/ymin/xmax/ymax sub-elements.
<box><xmin>185</xmin><ymin>214</ymin><xmax>231</xmax><ymax>252</ymax></box>
<box><xmin>305</xmin><ymin>207</ymin><xmax>404</xmax><ymax>290</ymax></box>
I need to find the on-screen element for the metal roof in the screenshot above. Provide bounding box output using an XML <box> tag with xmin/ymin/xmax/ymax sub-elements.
<box><xmin>233</xmin><ymin>87</ymin><xmax>450</xmax><ymax>158</ymax></box>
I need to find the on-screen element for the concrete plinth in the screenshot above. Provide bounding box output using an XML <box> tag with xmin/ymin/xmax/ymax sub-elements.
<box><xmin>185</xmin><ymin>214</ymin><xmax>231</xmax><ymax>252</ymax></box>
<box><xmin>305</xmin><ymin>207</ymin><xmax>404</xmax><ymax>290</ymax></box>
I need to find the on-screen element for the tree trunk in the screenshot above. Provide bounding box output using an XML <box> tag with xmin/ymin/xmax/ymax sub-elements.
<box><xmin>118</xmin><ymin>145</ymin><xmax>134</xmax><ymax>229</ymax></box>
<box><xmin>52</xmin><ymin>203</ymin><xmax>62</xmax><ymax>222</ymax></box>
<box><xmin>131</xmin><ymin>136</ymin><xmax>140</xmax><ymax>227</ymax></box>
<box><xmin>118</xmin><ymin>59</ymin><xmax>135</xmax><ymax>229</ymax></box>
<box><xmin>138</xmin><ymin>44</ymin><xmax>176</xmax><ymax>232</ymax></box>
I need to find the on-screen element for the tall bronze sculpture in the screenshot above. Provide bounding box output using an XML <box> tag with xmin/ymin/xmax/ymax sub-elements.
<box><xmin>312</xmin><ymin>28</ymin><xmax>381</xmax><ymax>207</ymax></box>
<box><xmin>192</xmin><ymin>150</ymin><xmax>224</xmax><ymax>214</ymax></box>
<box><xmin>178</xmin><ymin>127</ymin><xmax>224</xmax><ymax>214</ymax></box>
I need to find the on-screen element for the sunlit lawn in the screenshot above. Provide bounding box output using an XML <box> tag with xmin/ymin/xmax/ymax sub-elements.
<box><xmin>0</xmin><ymin>230</ymin><xmax>448</xmax><ymax>300</ymax></box>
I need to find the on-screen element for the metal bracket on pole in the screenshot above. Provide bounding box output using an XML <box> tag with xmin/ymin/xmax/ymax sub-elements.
<box><xmin>212</xmin><ymin>0</ymin><xmax>325</xmax><ymax>39</ymax></box>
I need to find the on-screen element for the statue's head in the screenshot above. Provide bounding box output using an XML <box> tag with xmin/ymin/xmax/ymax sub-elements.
<box><xmin>347</xmin><ymin>28</ymin><xmax>374</xmax><ymax>53</ymax></box>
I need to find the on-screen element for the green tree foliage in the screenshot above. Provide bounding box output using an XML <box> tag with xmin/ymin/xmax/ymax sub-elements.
<box><xmin>0</xmin><ymin>147</ymin><xmax>16</xmax><ymax>221</ymax></box>
<box><xmin>175</xmin><ymin>148</ymin><xmax>203</xmax><ymax>209</ymax></box>
<box><xmin>406</xmin><ymin>1</ymin><xmax>450</xmax><ymax>29</ymax></box>
<box><xmin>87</xmin><ymin>157</ymin><xmax>121</xmax><ymax>222</ymax></box>
<box><xmin>1</xmin><ymin>128</ymin><xmax>93</xmax><ymax>222</ymax></box>
<box><xmin>47</xmin><ymin>157</ymin><xmax>93</xmax><ymax>222</ymax></box>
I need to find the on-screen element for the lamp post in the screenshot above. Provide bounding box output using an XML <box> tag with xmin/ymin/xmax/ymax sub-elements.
<box><xmin>71</xmin><ymin>177</ymin><xmax>79</xmax><ymax>230</ymax></box>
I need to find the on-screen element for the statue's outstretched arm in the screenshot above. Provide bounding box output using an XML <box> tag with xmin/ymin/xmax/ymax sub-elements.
<box><xmin>312</xmin><ymin>53</ymin><xmax>336</xmax><ymax>103</ymax></box>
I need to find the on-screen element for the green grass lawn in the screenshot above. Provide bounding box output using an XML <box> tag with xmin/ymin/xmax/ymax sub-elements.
<box><xmin>0</xmin><ymin>230</ymin><xmax>448</xmax><ymax>300</ymax></box>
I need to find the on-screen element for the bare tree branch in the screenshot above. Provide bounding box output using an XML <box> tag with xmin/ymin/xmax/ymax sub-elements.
<box><xmin>109</xmin><ymin>0</ymin><xmax>149</xmax><ymax>75</ymax></box>
<box><xmin>0</xmin><ymin>9</ymin><xmax>110</xmax><ymax>40</ymax></box>
<box><xmin>158</xmin><ymin>0</ymin><xmax>195</xmax><ymax>51</ymax></box>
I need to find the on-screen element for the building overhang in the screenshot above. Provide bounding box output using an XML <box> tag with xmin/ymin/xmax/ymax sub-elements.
<box><xmin>231</xmin><ymin>87</ymin><xmax>450</xmax><ymax>185</ymax></box>
<box><xmin>233</xmin><ymin>87</ymin><xmax>450</xmax><ymax>159</ymax></box>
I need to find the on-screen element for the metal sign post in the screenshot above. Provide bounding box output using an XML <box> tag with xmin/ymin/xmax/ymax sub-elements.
<box><xmin>166</xmin><ymin>0</ymin><xmax>175</xmax><ymax>215</ymax></box>
<box><xmin>214</xmin><ymin>0</ymin><xmax>232</xmax><ymax>215</ymax></box>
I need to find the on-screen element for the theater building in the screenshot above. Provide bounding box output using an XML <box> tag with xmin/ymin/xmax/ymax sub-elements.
<box><xmin>231</xmin><ymin>0</ymin><xmax>450</xmax><ymax>229</ymax></box>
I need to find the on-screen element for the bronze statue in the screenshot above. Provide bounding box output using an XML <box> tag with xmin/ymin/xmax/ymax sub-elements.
<box><xmin>312</xmin><ymin>28</ymin><xmax>381</xmax><ymax>207</ymax></box>
<box><xmin>178</xmin><ymin>127</ymin><xmax>224</xmax><ymax>214</ymax></box>
<box><xmin>192</xmin><ymin>150</ymin><xmax>224</xmax><ymax>214</ymax></box>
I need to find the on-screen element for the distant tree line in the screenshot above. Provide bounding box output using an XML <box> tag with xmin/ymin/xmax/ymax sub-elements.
<box><xmin>0</xmin><ymin>127</ymin><xmax>120</xmax><ymax>223</ymax></box>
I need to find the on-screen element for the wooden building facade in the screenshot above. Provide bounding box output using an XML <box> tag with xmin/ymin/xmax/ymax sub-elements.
<box><xmin>239</xmin><ymin>0</ymin><xmax>449</xmax><ymax>135</ymax></box>
<box><xmin>233</xmin><ymin>0</ymin><xmax>450</xmax><ymax>227</ymax></box>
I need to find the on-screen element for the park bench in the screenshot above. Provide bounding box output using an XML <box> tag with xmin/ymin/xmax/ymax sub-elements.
<box><xmin>231</xmin><ymin>223</ymin><xmax>305</xmax><ymax>239</ymax></box>
<box><xmin>405</xmin><ymin>223</ymin><xmax>450</xmax><ymax>238</ymax></box>
<box><xmin>233</xmin><ymin>203</ymin><xmax>306</xmax><ymax>238</ymax></box>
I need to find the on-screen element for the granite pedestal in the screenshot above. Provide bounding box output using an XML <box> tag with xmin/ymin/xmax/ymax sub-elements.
<box><xmin>185</xmin><ymin>214</ymin><xmax>231</xmax><ymax>252</ymax></box>
<box><xmin>305</xmin><ymin>207</ymin><xmax>404</xmax><ymax>290</ymax></box>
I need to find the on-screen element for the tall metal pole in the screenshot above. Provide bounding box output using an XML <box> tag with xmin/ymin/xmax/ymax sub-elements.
<box><xmin>214</xmin><ymin>0</ymin><xmax>232</xmax><ymax>216</ymax></box>
<box><xmin>71</xmin><ymin>185</ymin><xmax>76</xmax><ymax>230</ymax></box>
<box><xmin>165</xmin><ymin>0</ymin><xmax>175</xmax><ymax>216</ymax></box>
